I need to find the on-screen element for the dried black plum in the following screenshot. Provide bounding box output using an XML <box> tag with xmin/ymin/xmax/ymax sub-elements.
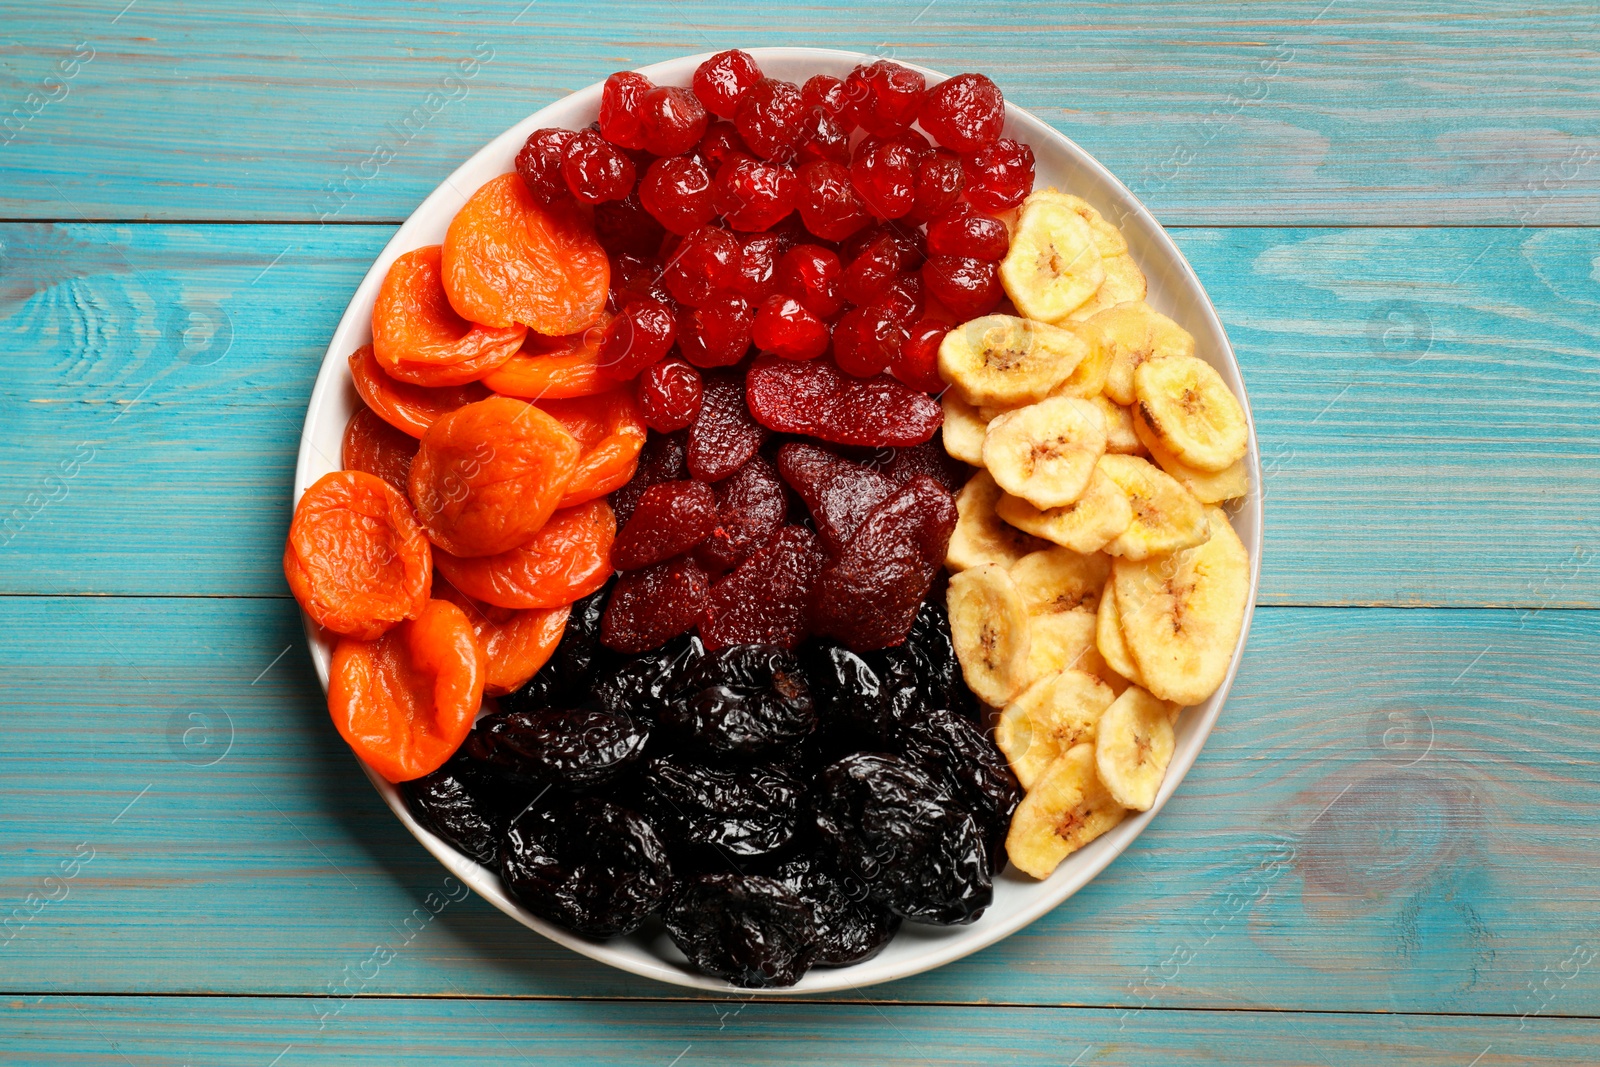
<box><xmin>774</xmin><ymin>854</ymin><xmax>899</xmax><ymax>967</ymax></box>
<box><xmin>500</xmin><ymin>796</ymin><xmax>672</xmax><ymax>938</ymax></box>
<box><xmin>662</xmin><ymin>873</ymin><xmax>816</xmax><ymax>988</ymax></box>
<box><xmin>591</xmin><ymin>634</ymin><xmax>704</xmax><ymax>723</ymax></box>
<box><xmin>812</xmin><ymin>753</ymin><xmax>992</xmax><ymax>926</ymax></box>
<box><xmin>640</xmin><ymin>756</ymin><xmax>804</xmax><ymax>860</ymax></box>
<box><xmin>665</xmin><ymin>645</ymin><xmax>816</xmax><ymax>756</ymax></box>
<box><xmin>904</xmin><ymin>599</ymin><xmax>977</xmax><ymax>720</ymax></box>
<box><xmin>903</xmin><ymin>709</ymin><xmax>1021</xmax><ymax>868</ymax></box>
<box><xmin>402</xmin><ymin>759</ymin><xmax>503</xmax><ymax>866</ymax></box>
<box><xmin>464</xmin><ymin>707</ymin><xmax>648</xmax><ymax>789</ymax></box>
<box><xmin>802</xmin><ymin>641</ymin><xmax>894</xmax><ymax>750</ymax></box>
<box><xmin>503</xmin><ymin>585</ymin><xmax>612</xmax><ymax>712</ymax></box>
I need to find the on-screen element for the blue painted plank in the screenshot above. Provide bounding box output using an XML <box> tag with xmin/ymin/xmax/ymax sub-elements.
<box><xmin>2</xmin><ymin>596</ymin><xmax>1598</xmax><ymax>1016</ymax></box>
<box><xmin>1</xmin><ymin>1</ymin><xmax>1596</xmax><ymax>224</ymax></box>
<box><xmin>3</xmin><ymin>222</ymin><xmax>1597</xmax><ymax>606</ymax></box>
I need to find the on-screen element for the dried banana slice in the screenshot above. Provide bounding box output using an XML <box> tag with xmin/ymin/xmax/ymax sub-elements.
<box><xmin>1133</xmin><ymin>413</ymin><xmax>1249</xmax><ymax>503</ymax></box>
<box><xmin>1090</xmin><ymin>395</ymin><xmax>1143</xmax><ymax>455</ymax></box>
<box><xmin>1114</xmin><ymin>507</ymin><xmax>1251</xmax><ymax>706</ymax></box>
<box><xmin>1095</xmin><ymin>575</ymin><xmax>1146</xmax><ymax>688</ymax></box>
<box><xmin>939</xmin><ymin>315</ymin><xmax>1089</xmax><ymax>409</ymax></box>
<box><xmin>947</xmin><ymin>470</ymin><xmax>1050</xmax><ymax>572</ymax></box>
<box><xmin>983</xmin><ymin>397</ymin><xmax>1108</xmax><ymax>510</ymax></box>
<box><xmin>1025</xmin><ymin>189</ymin><xmax>1129</xmax><ymax>257</ymax></box>
<box><xmin>997</xmin><ymin>669</ymin><xmax>1117</xmax><ymax>788</ymax></box>
<box><xmin>1025</xmin><ymin>611</ymin><xmax>1099</xmax><ymax>688</ymax></box>
<box><xmin>941</xmin><ymin>392</ymin><xmax>990</xmax><ymax>465</ymax></box>
<box><xmin>1132</xmin><ymin>355</ymin><xmax>1249</xmax><ymax>472</ymax></box>
<box><xmin>1084</xmin><ymin>302</ymin><xmax>1196</xmax><ymax>406</ymax></box>
<box><xmin>947</xmin><ymin>562</ymin><xmax>1033</xmax><ymax>706</ymax></box>
<box><xmin>1065</xmin><ymin>255</ymin><xmax>1149</xmax><ymax>323</ymax></box>
<box><xmin>1006</xmin><ymin>743</ymin><xmax>1128</xmax><ymax>879</ymax></box>
<box><xmin>1049</xmin><ymin>322</ymin><xmax>1111</xmax><ymax>399</ymax></box>
<box><xmin>1094</xmin><ymin>686</ymin><xmax>1178</xmax><ymax>811</ymax></box>
<box><xmin>1098</xmin><ymin>454</ymin><xmax>1207</xmax><ymax>561</ymax></box>
<box><xmin>995</xmin><ymin>460</ymin><xmax>1133</xmax><ymax>554</ymax></box>
<box><xmin>999</xmin><ymin>196</ymin><xmax>1106</xmax><ymax>322</ymax></box>
<box><xmin>1010</xmin><ymin>547</ymin><xmax>1111</xmax><ymax>616</ymax></box>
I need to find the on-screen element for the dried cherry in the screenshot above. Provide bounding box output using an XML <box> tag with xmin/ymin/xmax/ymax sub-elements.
<box><xmin>891</xmin><ymin>317</ymin><xmax>950</xmax><ymax>393</ymax></box>
<box><xmin>921</xmin><ymin>254</ymin><xmax>1003</xmax><ymax>319</ymax></box>
<box><xmin>714</xmin><ymin>155</ymin><xmax>797</xmax><ymax>232</ymax></box>
<box><xmin>636</xmin><ymin>357</ymin><xmax>703</xmax><ymax>432</ymax></box>
<box><xmin>735</xmin><ymin>78</ymin><xmax>806</xmax><ymax>162</ymax></box>
<box><xmin>926</xmin><ymin>203</ymin><xmax>1010</xmax><ymax>261</ymax></box>
<box><xmin>693</xmin><ymin>49</ymin><xmax>764</xmax><ymax>118</ymax></box>
<box><xmin>593</xmin><ymin>191</ymin><xmax>665</xmax><ymax>258</ymax></box>
<box><xmin>752</xmin><ymin>294</ymin><xmax>828</xmax><ymax>360</ymax></box>
<box><xmin>775</xmin><ymin>244</ymin><xmax>844</xmax><ymax>319</ymax></box>
<box><xmin>599</xmin><ymin>71</ymin><xmax>653</xmax><ymax>150</ymax></box>
<box><xmin>597</xmin><ymin>298</ymin><xmax>678</xmax><ymax>381</ymax></box>
<box><xmin>918</xmin><ymin>72</ymin><xmax>1006</xmax><ymax>154</ymax></box>
<box><xmin>639</xmin><ymin>85</ymin><xmax>708</xmax><ymax>157</ymax></box>
<box><xmin>562</xmin><ymin>128</ymin><xmax>638</xmax><ymax>204</ymax></box>
<box><xmin>676</xmin><ymin>293</ymin><xmax>754</xmax><ymax>368</ymax></box>
<box><xmin>639</xmin><ymin>155</ymin><xmax>717</xmax><ymax>235</ymax></box>
<box><xmin>909</xmin><ymin>149</ymin><xmax>966</xmax><ymax>223</ymax></box>
<box><xmin>662</xmin><ymin>224</ymin><xmax>740</xmax><ymax>307</ymax></box>
<box><xmin>849</xmin><ymin>133</ymin><xmax>925</xmax><ymax>220</ymax></box>
<box><xmin>961</xmin><ymin>137</ymin><xmax>1035</xmax><ymax>212</ymax></box>
<box><xmin>841</xmin><ymin>61</ymin><xmax>926</xmax><ymax>137</ymax></box>
<box><xmin>515</xmin><ymin>127</ymin><xmax>578</xmax><ymax>206</ymax></box>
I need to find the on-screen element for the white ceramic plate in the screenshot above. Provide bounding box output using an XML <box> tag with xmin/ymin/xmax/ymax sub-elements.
<box><xmin>293</xmin><ymin>46</ymin><xmax>1262</xmax><ymax>994</ymax></box>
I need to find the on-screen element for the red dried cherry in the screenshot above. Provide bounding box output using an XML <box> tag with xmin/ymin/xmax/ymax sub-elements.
<box><xmin>927</xmin><ymin>203</ymin><xmax>1010</xmax><ymax>261</ymax></box>
<box><xmin>639</xmin><ymin>156</ymin><xmax>717</xmax><ymax>236</ymax></box>
<box><xmin>515</xmin><ymin>128</ymin><xmax>577</xmax><ymax>206</ymax></box>
<box><xmin>700</xmin><ymin>525</ymin><xmax>827</xmax><ymax>651</ymax></box>
<box><xmin>796</xmin><ymin>160</ymin><xmax>871</xmax><ymax>242</ymax></box>
<box><xmin>639</xmin><ymin>86</ymin><xmax>709</xmax><ymax>157</ymax></box>
<box><xmin>693</xmin><ymin>49</ymin><xmax>764</xmax><ymax>119</ymax></box>
<box><xmin>593</xmin><ymin>191</ymin><xmax>664</xmax><ymax>256</ymax></box>
<box><xmin>611</xmin><ymin>480</ymin><xmax>718</xmax><ymax>570</ymax></box>
<box><xmin>776</xmin><ymin>244</ymin><xmax>844</xmax><ymax>319</ymax></box>
<box><xmin>598</xmin><ymin>299</ymin><xmax>677</xmax><ymax>380</ymax></box>
<box><xmin>714</xmin><ymin>156</ymin><xmax>797</xmax><ymax>232</ymax></box>
<box><xmin>909</xmin><ymin>149</ymin><xmax>965</xmax><ymax>223</ymax></box>
<box><xmin>599</xmin><ymin>71</ymin><xmax>653</xmax><ymax>151</ymax></box>
<box><xmin>893</xmin><ymin>318</ymin><xmax>949</xmax><ymax>393</ymax></box>
<box><xmin>562</xmin><ymin>129</ymin><xmax>637</xmax><ymax>204</ymax></box>
<box><xmin>840</xmin><ymin>233</ymin><xmax>903</xmax><ymax>308</ymax></box>
<box><xmin>636</xmin><ymin>357</ymin><xmax>703</xmax><ymax>432</ymax></box>
<box><xmin>752</xmin><ymin>295</ymin><xmax>828</xmax><ymax>360</ymax></box>
<box><xmin>962</xmin><ymin>137</ymin><xmax>1035</xmax><ymax>212</ymax></box>
<box><xmin>876</xmin><ymin>270</ymin><xmax>925</xmax><ymax>325</ymax></box>
<box><xmin>745</xmin><ymin>353</ymin><xmax>943</xmax><ymax>448</ymax></box>
<box><xmin>841</xmin><ymin>222</ymin><xmax>924</xmax><ymax>272</ymax></box>
<box><xmin>688</xmin><ymin>372</ymin><xmax>769</xmax><ymax>481</ymax></box>
<box><xmin>696</xmin><ymin>121</ymin><xmax>748</xmax><ymax>172</ymax></box>
<box><xmin>850</xmin><ymin>134</ymin><xmax>926</xmax><ymax>220</ymax></box>
<box><xmin>610</xmin><ymin>252</ymin><xmax>672</xmax><ymax>308</ymax></box>
<box><xmin>796</xmin><ymin>106</ymin><xmax>850</xmax><ymax>165</ymax></box>
<box><xmin>677</xmin><ymin>294</ymin><xmax>754</xmax><ymax>369</ymax></box>
<box><xmin>662</xmin><ymin>225</ymin><xmax>740</xmax><ymax>307</ymax></box>
<box><xmin>801</xmin><ymin>74</ymin><xmax>850</xmax><ymax>118</ymax></box>
<box><xmin>735</xmin><ymin>78</ymin><xmax>807</xmax><ymax>162</ymax></box>
<box><xmin>919</xmin><ymin>73</ymin><xmax>1006</xmax><ymax>154</ymax></box>
<box><xmin>842</xmin><ymin>61</ymin><xmax>926</xmax><ymax>137</ymax></box>
<box><xmin>695</xmin><ymin>455</ymin><xmax>785</xmax><ymax>574</ymax></box>
<box><xmin>922</xmin><ymin>255</ymin><xmax>1003</xmax><ymax>319</ymax></box>
<box><xmin>832</xmin><ymin>305</ymin><xmax>908</xmax><ymax>378</ymax></box>
<box><xmin>601</xmin><ymin>555</ymin><xmax>710</xmax><ymax>653</ymax></box>
<box><xmin>731</xmin><ymin>232</ymin><xmax>783</xmax><ymax>301</ymax></box>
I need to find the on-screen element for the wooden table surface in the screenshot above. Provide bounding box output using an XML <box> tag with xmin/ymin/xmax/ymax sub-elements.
<box><xmin>3</xmin><ymin>2</ymin><xmax>1598</xmax><ymax>1062</ymax></box>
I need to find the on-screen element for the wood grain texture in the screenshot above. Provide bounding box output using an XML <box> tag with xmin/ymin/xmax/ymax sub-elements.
<box><xmin>3</xmin><ymin>997</ymin><xmax>1599</xmax><ymax>1066</ymax></box>
<box><xmin>2</xmin><ymin>222</ymin><xmax>1597</xmax><ymax>606</ymax></box>
<box><xmin>4</xmin><ymin>596</ymin><xmax>1599</xmax><ymax>1017</ymax></box>
<box><xmin>1</xmin><ymin>1</ymin><xmax>1596</xmax><ymax>225</ymax></box>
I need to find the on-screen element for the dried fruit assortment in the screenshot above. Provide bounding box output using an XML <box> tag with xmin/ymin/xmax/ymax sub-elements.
<box><xmin>289</xmin><ymin>49</ymin><xmax>1251</xmax><ymax>987</ymax></box>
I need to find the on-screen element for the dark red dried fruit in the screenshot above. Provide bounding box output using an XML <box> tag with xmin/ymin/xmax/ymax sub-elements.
<box><xmin>752</xmin><ymin>294</ymin><xmax>829</xmax><ymax>360</ymax></box>
<box><xmin>693</xmin><ymin>49</ymin><xmax>764</xmax><ymax>118</ymax></box>
<box><xmin>876</xmin><ymin>270</ymin><xmax>925</xmax><ymax>326</ymax></box>
<box><xmin>842</xmin><ymin>61</ymin><xmax>926</xmax><ymax>137</ymax></box>
<box><xmin>600</xmin><ymin>71</ymin><xmax>654</xmax><ymax>151</ymax></box>
<box><xmin>796</xmin><ymin>105</ymin><xmax>851</xmax><ymax>165</ymax></box>
<box><xmin>776</xmin><ymin>243</ymin><xmax>845</xmax><ymax>320</ymax></box>
<box><xmin>746</xmin><ymin>354</ymin><xmax>944</xmax><ymax>448</ymax></box>
<box><xmin>878</xmin><ymin>435</ymin><xmax>970</xmax><ymax>492</ymax></box>
<box><xmin>927</xmin><ymin>203</ymin><xmax>1010</xmax><ymax>261</ymax></box>
<box><xmin>696</xmin><ymin>120</ymin><xmax>748</xmax><ymax>171</ymax></box>
<box><xmin>840</xmin><ymin>231</ymin><xmax>904</xmax><ymax>308</ymax></box>
<box><xmin>735</xmin><ymin>78</ymin><xmax>807</xmax><ymax>162</ymax></box>
<box><xmin>601</xmin><ymin>555</ymin><xmax>711</xmax><ymax>653</ymax></box>
<box><xmin>922</xmin><ymin>255</ymin><xmax>1003</xmax><ymax>319</ymax></box>
<box><xmin>594</xmin><ymin>191</ymin><xmax>666</xmax><ymax>257</ymax></box>
<box><xmin>612</xmin><ymin>480</ymin><xmax>719</xmax><ymax>570</ymax></box>
<box><xmin>636</xmin><ymin>357</ymin><xmax>704</xmax><ymax>432</ymax></box>
<box><xmin>677</xmin><ymin>294</ymin><xmax>754</xmax><ymax>368</ymax></box>
<box><xmin>892</xmin><ymin>317</ymin><xmax>949</xmax><ymax>393</ymax></box>
<box><xmin>714</xmin><ymin>155</ymin><xmax>797</xmax><ymax>231</ymax></box>
<box><xmin>849</xmin><ymin>134</ymin><xmax>925</xmax><ymax>220</ymax></box>
<box><xmin>695</xmin><ymin>454</ymin><xmax>786</xmax><ymax>574</ymax></box>
<box><xmin>796</xmin><ymin>160</ymin><xmax>872</xmax><ymax>242</ymax></box>
<box><xmin>609</xmin><ymin>252</ymin><xmax>672</xmax><ymax>308</ymax></box>
<box><xmin>919</xmin><ymin>73</ymin><xmax>1006</xmax><ymax>154</ymax></box>
<box><xmin>841</xmin><ymin>222</ymin><xmax>924</xmax><ymax>273</ymax></box>
<box><xmin>961</xmin><ymin>137</ymin><xmax>1035</xmax><ymax>212</ymax></box>
<box><xmin>776</xmin><ymin>442</ymin><xmax>897</xmax><ymax>554</ymax></box>
<box><xmin>730</xmin><ymin>232</ymin><xmax>783</xmax><ymax>301</ymax></box>
<box><xmin>515</xmin><ymin>128</ymin><xmax>577</xmax><ymax>206</ymax></box>
<box><xmin>598</xmin><ymin>298</ymin><xmax>678</xmax><ymax>380</ymax></box>
<box><xmin>811</xmin><ymin>476</ymin><xmax>957</xmax><ymax>650</ymax></box>
<box><xmin>639</xmin><ymin>85</ymin><xmax>709</xmax><ymax>157</ymax></box>
<box><xmin>802</xmin><ymin>74</ymin><xmax>850</xmax><ymax>118</ymax></box>
<box><xmin>909</xmin><ymin>149</ymin><xmax>966</xmax><ymax>223</ymax></box>
<box><xmin>662</xmin><ymin>225</ymin><xmax>740</xmax><ymax>307</ymax></box>
<box><xmin>831</xmin><ymin>305</ymin><xmax>906</xmax><ymax>378</ymax></box>
<box><xmin>688</xmin><ymin>371</ymin><xmax>769</xmax><ymax>481</ymax></box>
<box><xmin>611</xmin><ymin>430</ymin><xmax>687</xmax><ymax>525</ymax></box>
<box><xmin>563</xmin><ymin>128</ymin><xmax>637</xmax><ymax>204</ymax></box>
<box><xmin>701</xmin><ymin>525</ymin><xmax>828</xmax><ymax>650</ymax></box>
<box><xmin>639</xmin><ymin>156</ymin><xmax>717</xmax><ymax>235</ymax></box>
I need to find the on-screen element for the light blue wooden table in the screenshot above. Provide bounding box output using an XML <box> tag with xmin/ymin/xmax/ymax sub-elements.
<box><xmin>3</xmin><ymin>2</ymin><xmax>1598</xmax><ymax>1062</ymax></box>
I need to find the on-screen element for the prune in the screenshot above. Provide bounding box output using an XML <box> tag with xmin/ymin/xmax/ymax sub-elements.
<box><xmin>687</xmin><ymin>372</ymin><xmax>769</xmax><ymax>482</ymax></box>
<box><xmin>776</xmin><ymin>442</ymin><xmax>896</xmax><ymax>554</ymax></box>
<box><xmin>402</xmin><ymin>758</ymin><xmax>504</xmax><ymax>865</ymax></box>
<box><xmin>666</xmin><ymin>644</ymin><xmax>816</xmax><ymax>756</ymax></box>
<box><xmin>600</xmin><ymin>555</ymin><xmax>710</xmax><ymax>653</ymax></box>
<box><xmin>811</xmin><ymin>476</ymin><xmax>958</xmax><ymax>650</ymax></box>
<box><xmin>902</xmin><ymin>598</ymin><xmax>976</xmax><ymax>719</ymax></box>
<box><xmin>611</xmin><ymin>480</ymin><xmax>718</xmax><ymax>570</ymax></box>
<box><xmin>802</xmin><ymin>641</ymin><xmax>895</xmax><ymax>750</ymax></box>
<box><xmin>701</xmin><ymin>526</ymin><xmax>827</xmax><ymax>650</ymax></box>
<box><xmin>863</xmin><ymin>644</ymin><xmax>930</xmax><ymax>735</ymax></box>
<box><xmin>903</xmin><ymin>708</ymin><xmax>1021</xmax><ymax>866</ymax></box>
<box><xmin>465</xmin><ymin>707</ymin><xmax>648</xmax><ymax>789</ymax></box>
<box><xmin>662</xmin><ymin>873</ymin><xmax>816</xmax><ymax>987</ymax></box>
<box><xmin>501</xmin><ymin>796</ymin><xmax>672</xmax><ymax>938</ymax></box>
<box><xmin>774</xmin><ymin>855</ymin><xmax>899</xmax><ymax>967</ymax></box>
<box><xmin>592</xmin><ymin>634</ymin><xmax>704</xmax><ymax>722</ymax></box>
<box><xmin>640</xmin><ymin>755</ymin><xmax>804</xmax><ymax>859</ymax></box>
<box><xmin>745</xmin><ymin>354</ymin><xmax>943</xmax><ymax>448</ymax></box>
<box><xmin>813</xmin><ymin>753</ymin><xmax>992</xmax><ymax>925</ymax></box>
<box><xmin>610</xmin><ymin>429</ymin><xmax>687</xmax><ymax>526</ymax></box>
<box><xmin>695</xmin><ymin>454</ymin><xmax>787</xmax><ymax>574</ymax></box>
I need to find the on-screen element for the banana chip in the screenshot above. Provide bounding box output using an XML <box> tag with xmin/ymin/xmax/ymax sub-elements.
<box><xmin>1065</xmin><ymin>255</ymin><xmax>1149</xmax><ymax>323</ymax></box>
<box><xmin>997</xmin><ymin>669</ymin><xmax>1117</xmax><ymax>789</ymax></box>
<box><xmin>1083</xmin><ymin>302</ymin><xmax>1196</xmax><ymax>406</ymax></box>
<box><xmin>939</xmin><ymin>315</ymin><xmax>1089</xmax><ymax>408</ymax></box>
<box><xmin>1025</xmin><ymin>611</ymin><xmax>1099</xmax><ymax>688</ymax></box>
<box><xmin>1134</xmin><ymin>414</ymin><xmax>1249</xmax><ymax>504</ymax></box>
<box><xmin>1090</xmin><ymin>394</ymin><xmax>1144</xmax><ymax>455</ymax></box>
<box><xmin>995</xmin><ymin>460</ymin><xmax>1134</xmax><ymax>554</ymax></box>
<box><xmin>1010</xmin><ymin>547</ymin><xmax>1111</xmax><ymax>616</ymax></box>
<box><xmin>1132</xmin><ymin>355</ymin><xmax>1249</xmax><ymax>472</ymax></box>
<box><xmin>941</xmin><ymin>392</ymin><xmax>991</xmax><ymax>466</ymax></box>
<box><xmin>1094</xmin><ymin>686</ymin><xmax>1178</xmax><ymax>811</ymax></box>
<box><xmin>947</xmin><ymin>470</ymin><xmax>1050</xmax><ymax>571</ymax></box>
<box><xmin>948</xmin><ymin>562</ymin><xmax>1033</xmax><ymax>706</ymax></box>
<box><xmin>999</xmin><ymin>196</ymin><xmax>1106</xmax><ymax>322</ymax></box>
<box><xmin>983</xmin><ymin>397</ymin><xmax>1108</xmax><ymax>510</ymax></box>
<box><xmin>1098</xmin><ymin>454</ymin><xmax>1207</xmax><ymax>561</ymax></box>
<box><xmin>1006</xmin><ymin>743</ymin><xmax>1127</xmax><ymax>879</ymax></box>
<box><xmin>1095</xmin><ymin>574</ymin><xmax>1146</xmax><ymax>688</ymax></box>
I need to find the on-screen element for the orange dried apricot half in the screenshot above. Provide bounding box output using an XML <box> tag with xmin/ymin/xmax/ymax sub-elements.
<box><xmin>433</xmin><ymin>497</ymin><xmax>616</xmax><ymax>610</ymax></box>
<box><xmin>432</xmin><ymin>573</ymin><xmax>570</xmax><ymax>696</ymax></box>
<box><xmin>341</xmin><ymin>404</ymin><xmax>420</xmax><ymax>496</ymax></box>
<box><xmin>372</xmin><ymin>245</ymin><xmax>528</xmax><ymax>386</ymax></box>
<box><xmin>539</xmin><ymin>389</ymin><xmax>647</xmax><ymax>507</ymax></box>
<box><xmin>349</xmin><ymin>345</ymin><xmax>490</xmax><ymax>439</ymax></box>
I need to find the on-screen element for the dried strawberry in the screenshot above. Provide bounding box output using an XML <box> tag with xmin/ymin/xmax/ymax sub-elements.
<box><xmin>700</xmin><ymin>526</ymin><xmax>827</xmax><ymax>650</ymax></box>
<box><xmin>694</xmin><ymin>454</ymin><xmax>787</xmax><ymax>574</ymax></box>
<box><xmin>687</xmin><ymin>371</ymin><xmax>769</xmax><ymax>481</ymax></box>
<box><xmin>745</xmin><ymin>354</ymin><xmax>943</xmax><ymax>447</ymax></box>
<box><xmin>611</xmin><ymin>480</ymin><xmax>719</xmax><ymax>570</ymax></box>
<box><xmin>810</xmin><ymin>476</ymin><xmax>957</xmax><ymax>650</ymax></box>
<box><xmin>601</xmin><ymin>555</ymin><xmax>710</xmax><ymax>653</ymax></box>
<box><xmin>610</xmin><ymin>429</ymin><xmax>687</xmax><ymax>525</ymax></box>
<box><xmin>776</xmin><ymin>442</ymin><xmax>896</xmax><ymax>554</ymax></box>
<box><xmin>877</xmin><ymin>435</ymin><xmax>969</xmax><ymax>492</ymax></box>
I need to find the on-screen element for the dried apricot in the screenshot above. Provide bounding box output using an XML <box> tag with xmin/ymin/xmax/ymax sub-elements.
<box><xmin>434</xmin><ymin>498</ymin><xmax>616</xmax><ymax>610</ymax></box>
<box><xmin>409</xmin><ymin>396</ymin><xmax>582</xmax><ymax>558</ymax></box>
<box><xmin>480</xmin><ymin>317</ymin><xmax>613</xmax><ymax>401</ymax></box>
<box><xmin>372</xmin><ymin>245</ymin><xmax>528</xmax><ymax>386</ymax></box>
<box><xmin>349</xmin><ymin>345</ymin><xmax>489</xmax><ymax>439</ymax></box>
<box><xmin>328</xmin><ymin>598</ymin><xmax>486</xmax><ymax>782</ymax></box>
<box><xmin>442</xmin><ymin>172</ymin><xmax>610</xmax><ymax>335</ymax></box>
<box><xmin>537</xmin><ymin>389</ymin><xmax>648</xmax><ymax>508</ymax></box>
<box><xmin>284</xmin><ymin>470</ymin><xmax>432</xmax><ymax>640</ymax></box>
<box><xmin>342</xmin><ymin>405</ymin><xmax>420</xmax><ymax>497</ymax></box>
<box><xmin>432</xmin><ymin>573</ymin><xmax>570</xmax><ymax>696</ymax></box>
